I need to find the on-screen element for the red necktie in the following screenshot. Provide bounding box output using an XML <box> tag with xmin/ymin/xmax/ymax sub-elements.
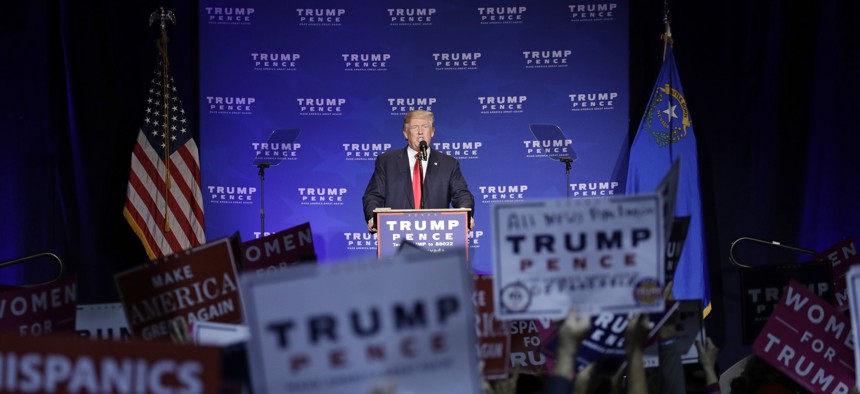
<box><xmin>413</xmin><ymin>153</ymin><xmax>422</xmax><ymax>209</ymax></box>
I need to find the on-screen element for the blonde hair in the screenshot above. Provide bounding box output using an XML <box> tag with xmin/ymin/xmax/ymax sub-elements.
<box><xmin>403</xmin><ymin>110</ymin><xmax>434</xmax><ymax>130</ymax></box>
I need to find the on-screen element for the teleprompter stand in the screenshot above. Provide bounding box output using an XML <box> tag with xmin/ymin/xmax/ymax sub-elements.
<box><xmin>253</xmin><ymin>128</ymin><xmax>301</xmax><ymax>236</ymax></box>
<box><xmin>529</xmin><ymin>124</ymin><xmax>578</xmax><ymax>199</ymax></box>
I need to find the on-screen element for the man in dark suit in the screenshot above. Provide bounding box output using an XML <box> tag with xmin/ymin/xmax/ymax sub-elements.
<box><xmin>362</xmin><ymin>110</ymin><xmax>475</xmax><ymax>232</ymax></box>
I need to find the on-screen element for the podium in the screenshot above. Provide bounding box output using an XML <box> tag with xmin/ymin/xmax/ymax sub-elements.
<box><xmin>374</xmin><ymin>208</ymin><xmax>471</xmax><ymax>260</ymax></box>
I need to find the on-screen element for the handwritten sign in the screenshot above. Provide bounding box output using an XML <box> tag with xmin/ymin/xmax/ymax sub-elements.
<box><xmin>241</xmin><ymin>251</ymin><xmax>481</xmax><ymax>394</ymax></box>
<box><xmin>492</xmin><ymin>195</ymin><xmax>665</xmax><ymax>320</ymax></box>
<box><xmin>0</xmin><ymin>276</ymin><xmax>76</xmax><ymax>336</ymax></box>
<box><xmin>115</xmin><ymin>237</ymin><xmax>243</xmax><ymax>341</ymax></box>
<box><xmin>753</xmin><ymin>280</ymin><xmax>855</xmax><ymax>394</ymax></box>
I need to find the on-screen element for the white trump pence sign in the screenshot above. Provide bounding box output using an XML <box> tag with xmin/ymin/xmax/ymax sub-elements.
<box><xmin>492</xmin><ymin>195</ymin><xmax>665</xmax><ymax>320</ymax></box>
<box><xmin>241</xmin><ymin>251</ymin><xmax>482</xmax><ymax>394</ymax></box>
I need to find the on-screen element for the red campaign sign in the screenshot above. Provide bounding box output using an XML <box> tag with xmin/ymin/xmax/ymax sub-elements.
<box><xmin>241</xmin><ymin>222</ymin><xmax>316</xmax><ymax>275</ymax></box>
<box><xmin>0</xmin><ymin>333</ymin><xmax>222</xmax><ymax>393</ymax></box>
<box><xmin>753</xmin><ymin>280</ymin><xmax>855</xmax><ymax>394</ymax></box>
<box><xmin>815</xmin><ymin>238</ymin><xmax>859</xmax><ymax>311</ymax></box>
<box><xmin>0</xmin><ymin>276</ymin><xmax>76</xmax><ymax>336</ymax></box>
<box><xmin>473</xmin><ymin>275</ymin><xmax>510</xmax><ymax>379</ymax></box>
<box><xmin>115</xmin><ymin>237</ymin><xmax>243</xmax><ymax>341</ymax></box>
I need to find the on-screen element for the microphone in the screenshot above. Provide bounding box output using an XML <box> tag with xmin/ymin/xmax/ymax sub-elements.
<box><xmin>419</xmin><ymin>140</ymin><xmax>428</xmax><ymax>161</ymax></box>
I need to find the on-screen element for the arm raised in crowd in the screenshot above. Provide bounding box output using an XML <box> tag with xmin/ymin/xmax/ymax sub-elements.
<box><xmin>696</xmin><ymin>337</ymin><xmax>720</xmax><ymax>394</ymax></box>
<box><xmin>624</xmin><ymin>313</ymin><xmax>649</xmax><ymax>394</ymax></box>
<box><xmin>545</xmin><ymin>309</ymin><xmax>592</xmax><ymax>394</ymax></box>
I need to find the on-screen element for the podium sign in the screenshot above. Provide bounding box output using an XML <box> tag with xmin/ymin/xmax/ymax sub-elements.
<box><xmin>375</xmin><ymin>208</ymin><xmax>470</xmax><ymax>260</ymax></box>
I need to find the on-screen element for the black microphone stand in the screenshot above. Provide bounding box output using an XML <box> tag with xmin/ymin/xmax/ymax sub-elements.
<box><xmin>257</xmin><ymin>162</ymin><xmax>270</xmax><ymax>236</ymax></box>
<box><xmin>560</xmin><ymin>157</ymin><xmax>573</xmax><ymax>199</ymax></box>
<box><xmin>418</xmin><ymin>152</ymin><xmax>426</xmax><ymax>209</ymax></box>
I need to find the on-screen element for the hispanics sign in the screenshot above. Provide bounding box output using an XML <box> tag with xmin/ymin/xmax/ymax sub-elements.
<box><xmin>753</xmin><ymin>280</ymin><xmax>855</xmax><ymax>394</ymax></box>
<box><xmin>492</xmin><ymin>195</ymin><xmax>665</xmax><ymax>320</ymax></box>
<box><xmin>241</xmin><ymin>252</ymin><xmax>482</xmax><ymax>394</ymax></box>
<box><xmin>115</xmin><ymin>237</ymin><xmax>243</xmax><ymax>341</ymax></box>
<box><xmin>0</xmin><ymin>333</ymin><xmax>221</xmax><ymax>393</ymax></box>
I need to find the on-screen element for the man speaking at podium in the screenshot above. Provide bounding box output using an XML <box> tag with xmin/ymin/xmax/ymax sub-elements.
<box><xmin>362</xmin><ymin>110</ymin><xmax>475</xmax><ymax>233</ymax></box>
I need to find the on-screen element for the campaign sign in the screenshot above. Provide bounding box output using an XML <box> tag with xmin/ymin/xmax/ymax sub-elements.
<box><xmin>242</xmin><ymin>222</ymin><xmax>317</xmax><ymax>275</ymax></box>
<box><xmin>665</xmin><ymin>216</ymin><xmax>691</xmax><ymax>280</ymax></box>
<box><xmin>509</xmin><ymin>318</ymin><xmax>553</xmax><ymax>376</ymax></box>
<box><xmin>846</xmin><ymin>265</ymin><xmax>860</xmax><ymax>387</ymax></box>
<box><xmin>241</xmin><ymin>252</ymin><xmax>482</xmax><ymax>394</ymax></box>
<box><xmin>654</xmin><ymin>159</ymin><xmax>680</xmax><ymax>242</ymax></box>
<box><xmin>376</xmin><ymin>209</ymin><xmax>470</xmax><ymax>260</ymax></box>
<box><xmin>115</xmin><ymin>237</ymin><xmax>243</xmax><ymax>341</ymax></box>
<box><xmin>740</xmin><ymin>261</ymin><xmax>834</xmax><ymax>344</ymax></box>
<box><xmin>75</xmin><ymin>302</ymin><xmax>132</xmax><ymax>340</ymax></box>
<box><xmin>815</xmin><ymin>238</ymin><xmax>859</xmax><ymax>312</ymax></box>
<box><xmin>191</xmin><ymin>321</ymin><xmax>250</xmax><ymax>347</ymax></box>
<box><xmin>492</xmin><ymin>195</ymin><xmax>665</xmax><ymax>320</ymax></box>
<box><xmin>753</xmin><ymin>280</ymin><xmax>855</xmax><ymax>394</ymax></box>
<box><xmin>0</xmin><ymin>333</ymin><xmax>222</xmax><ymax>393</ymax></box>
<box><xmin>473</xmin><ymin>275</ymin><xmax>510</xmax><ymax>379</ymax></box>
<box><xmin>0</xmin><ymin>276</ymin><xmax>76</xmax><ymax>336</ymax></box>
<box><xmin>643</xmin><ymin>300</ymin><xmax>704</xmax><ymax>367</ymax></box>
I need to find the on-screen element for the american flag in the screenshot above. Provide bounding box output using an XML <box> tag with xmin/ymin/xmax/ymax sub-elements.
<box><xmin>123</xmin><ymin>59</ymin><xmax>205</xmax><ymax>259</ymax></box>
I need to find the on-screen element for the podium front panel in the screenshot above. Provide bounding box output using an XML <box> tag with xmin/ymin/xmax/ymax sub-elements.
<box><xmin>376</xmin><ymin>209</ymin><xmax>469</xmax><ymax>261</ymax></box>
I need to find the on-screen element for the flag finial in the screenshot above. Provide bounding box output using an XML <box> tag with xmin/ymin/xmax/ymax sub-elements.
<box><xmin>149</xmin><ymin>7</ymin><xmax>176</xmax><ymax>35</ymax></box>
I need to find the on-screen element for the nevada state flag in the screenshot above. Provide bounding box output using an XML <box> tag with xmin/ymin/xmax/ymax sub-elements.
<box><xmin>626</xmin><ymin>44</ymin><xmax>710</xmax><ymax>315</ymax></box>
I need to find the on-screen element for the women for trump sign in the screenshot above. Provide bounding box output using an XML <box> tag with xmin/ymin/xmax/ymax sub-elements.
<box><xmin>753</xmin><ymin>280</ymin><xmax>855</xmax><ymax>394</ymax></box>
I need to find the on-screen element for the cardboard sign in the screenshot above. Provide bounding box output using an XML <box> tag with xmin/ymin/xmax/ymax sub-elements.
<box><xmin>740</xmin><ymin>261</ymin><xmax>834</xmax><ymax>344</ymax></box>
<box><xmin>492</xmin><ymin>195</ymin><xmax>665</xmax><ymax>320</ymax></box>
<box><xmin>643</xmin><ymin>300</ymin><xmax>704</xmax><ymax>367</ymax></box>
<box><xmin>753</xmin><ymin>280</ymin><xmax>855</xmax><ymax>394</ymax></box>
<box><xmin>241</xmin><ymin>252</ymin><xmax>481</xmax><ymax>394</ymax></box>
<box><xmin>665</xmin><ymin>216</ymin><xmax>691</xmax><ymax>280</ymax></box>
<box><xmin>115</xmin><ymin>237</ymin><xmax>243</xmax><ymax>341</ymax></box>
<box><xmin>815</xmin><ymin>238</ymin><xmax>859</xmax><ymax>312</ymax></box>
<box><xmin>0</xmin><ymin>276</ymin><xmax>76</xmax><ymax>336</ymax></box>
<box><xmin>473</xmin><ymin>275</ymin><xmax>510</xmax><ymax>379</ymax></box>
<box><xmin>846</xmin><ymin>265</ymin><xmax>860</xmax><ymax>387</ymax></box>
<box><xmin>654</xmin><ymin>159</ymin><xmax>680</xmax><ymax>242</ymax></box>
<box><xmin>242</xmin><ymin>222</ymin><xmax>317</xmax><ymax>275</ymax></box>
<box><xmin>75</xmin><ymin>302</ymin><xmax>132</xmax><ymax>341</ymax></box>
<box><xmin>509</xmin><ymin>318</ymin><xmax>553</xmax><ymax>376</ymax></box>
<box><xmin>191</xmin><ymin>321</ymin><xmax>250</xmax><ymax>347</ymax></box>
<box><xmin>0</xmin><ymin>333</ymin><xmax>222</xmax><ymax>393</ymax></box>
<box><xmin>560</xmin><ymin>305</ymin><xmax>675</xmax><ymax>376</ymax></box>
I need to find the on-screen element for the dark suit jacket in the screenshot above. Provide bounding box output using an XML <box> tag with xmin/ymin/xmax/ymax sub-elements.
<box><xmin>363</xmin><ymin>147</ymin><xmax>475</xmax><ymax>221</ymax></box>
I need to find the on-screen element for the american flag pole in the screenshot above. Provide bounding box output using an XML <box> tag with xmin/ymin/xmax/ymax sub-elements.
<box><xmin>151</xmin><ymin>8</ymin><xmax>176</xmax><ymax>233</ymax></box>
<box><xmin>125</xmin><ymin>7</ymin><xmax>204</xmax><ymax>259</ymax></box>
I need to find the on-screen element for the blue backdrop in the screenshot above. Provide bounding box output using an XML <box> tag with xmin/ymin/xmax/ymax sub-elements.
<box><xmin>198</xmin><ymin>1</ymin><xmax>630</xmax><ymax>273</ymax></box>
